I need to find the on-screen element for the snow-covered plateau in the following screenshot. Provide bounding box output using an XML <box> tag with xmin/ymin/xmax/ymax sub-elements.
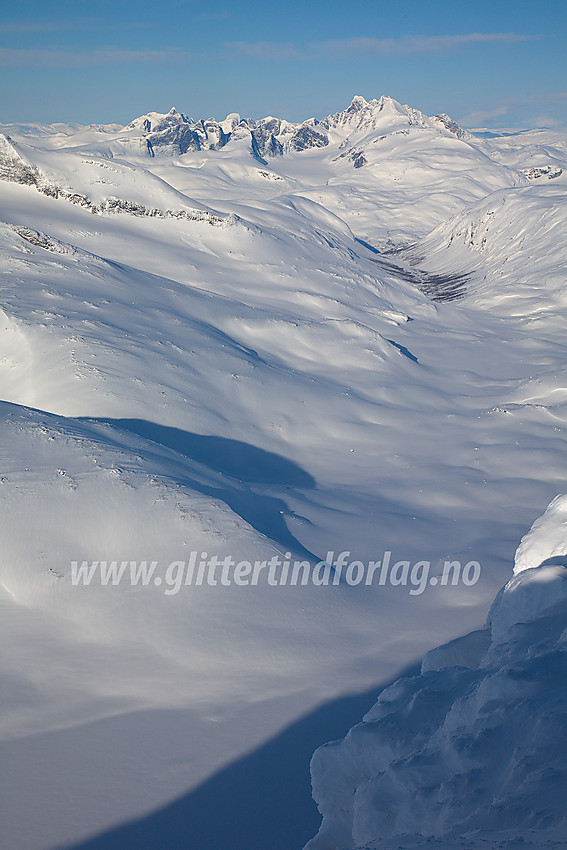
<box><xmin>0</xmin><ymin>95</ymin><xmax>566</xmax><ymax>850</ymax></box>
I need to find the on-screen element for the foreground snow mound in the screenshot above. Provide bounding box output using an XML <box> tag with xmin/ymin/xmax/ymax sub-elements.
<box><xmin>306</xmin><ymin>497</ymin><xmax>567</xmax><ymax>850</ymax></box>
<box><xmin>514</xmin><ymin>494</ymin><xmax>567</xmax><ymax>575</ymax></box>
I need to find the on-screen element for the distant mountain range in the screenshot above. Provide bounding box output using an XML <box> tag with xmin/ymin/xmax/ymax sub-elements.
<box><xmin>125</xmin><ymin>95</ymin><xmax>472</xmax><ymax>159</ymax></box>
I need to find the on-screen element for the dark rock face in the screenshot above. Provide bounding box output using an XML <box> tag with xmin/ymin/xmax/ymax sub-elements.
<box><xmin>288</xmin><ymin>126</ymin><xmax>329</xmax><ymax>152</ymax></box>
<box><xmin>521</xmin><ymin>165</ymin><xmax>563</xmax><ymax>180</ymax></box>
<box><xmin>434</xmin><ymin>113</ymin><xmax>469</xmax><ymax>140</ymax></box>
<box><xmin>146</xmin><ymin>122</ymin><xmax>202</xmax><ymax>155</ymax></box>
<box><xmin>0</xmin><ymin>134</ymin><xmax>40</xmax><ymax>185</ymax></box>
<box><xmin>255</xmin><ymin>117</ymin><xmax>282</xmax><ymax>139</ymax></box>
<box><xmin>250</xmin><ymin>132</ymin><xmax>268</xmax><ymax>164</ymax></box>
<box><xmin>128</xmin><ymin>106</ymin><xmax>334</xmax><ymax>158</ymax></box>
<box><xmin>265</xmin><ymin>135</ymin><xmax>284</xmax><ymax>156</ymax></box>
<box><xmin>332</xmin><ymin>147</ymin><xmax>367</xmax><ymax>169</ymax></box>
<box><xmin>251</xmin><ymin>119</ymin><xmax>286</xmax><ymax>157</ymax></box>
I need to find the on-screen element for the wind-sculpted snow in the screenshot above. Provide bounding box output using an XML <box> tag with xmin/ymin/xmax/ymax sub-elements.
<box><xmin>306</xmin><ymin>499</ymin><xmax>567</xmax><ymax>850</ymax></box>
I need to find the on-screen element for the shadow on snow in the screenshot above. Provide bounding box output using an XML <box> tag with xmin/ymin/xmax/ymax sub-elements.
<box><xmin>80</xmin><ymin>418</ymin><xmax>318</xmax><ymax>560</ymax></box>
<box><xmin>56</xmin><ymin>662</ymin><xmax>420</xmax><ymax>850</ymax></box>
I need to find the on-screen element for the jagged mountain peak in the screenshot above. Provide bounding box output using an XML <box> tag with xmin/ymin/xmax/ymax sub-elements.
<box><xmin>348</xmin><ymin>94</ymin><xmax>369</xmax><ymax>109</ymax></box>
<box><xmin>322</xmin><ymin>93</ymin><xmax>426</xmax><ymax>134</ymax></box>
<box><xmin>125</xmin><ymin>108</ymin><xmax>190</xmax><ymax>133</ymax></box>
<box><xmin>322</xmin><ymin>94</ymin><xmax>470</xmax><ymax>142</ymax></box>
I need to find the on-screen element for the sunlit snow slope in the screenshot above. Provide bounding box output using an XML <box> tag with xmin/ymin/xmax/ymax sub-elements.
<box><xmin>0</xmin><ymin>96</ymin><xmax>566</xmax><ymax>850</ymax></box>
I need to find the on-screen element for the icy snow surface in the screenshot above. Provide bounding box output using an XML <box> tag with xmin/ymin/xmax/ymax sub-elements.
<box><xmin>0</xmin><ymin>95</ymin><xmax>566</xmax><ymax>850</ymax></box>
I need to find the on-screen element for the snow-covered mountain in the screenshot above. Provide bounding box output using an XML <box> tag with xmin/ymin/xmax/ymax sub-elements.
<box><xmin>119</xmin><ymin>95</ymin><xmax>473</xmax><ymax>160</ymax></box>
<box><xmin>0</xmin><ymin>96</ymin><xmax>566</xmax><ymax>850</ymax></box>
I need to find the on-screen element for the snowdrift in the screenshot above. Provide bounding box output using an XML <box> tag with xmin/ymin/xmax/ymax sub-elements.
<box><xmin>307</xmin><ymin>497</ymin><xmax>567</xmax><ymax>850</ymax></box>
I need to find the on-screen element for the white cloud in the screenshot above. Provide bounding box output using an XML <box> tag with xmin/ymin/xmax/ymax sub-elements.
<box><xmin>226</xmin><ymin>41</ymin><xmax>299</xmax><ymax>59</ymax></box>
<box><xmin>0</xmin><ymin>47</ymin><xmax>189</xmax><ymax>67</ymax></box>
<box><xmin>459</xmin><ymin>105</ymin><xmax>509</xmax><ymax>126</ymax></box>
<box><xmin>458</xmin><ymin>90</ymin><xmax>567</xmax><ymax>130</ymax></box>
<box><xmin>0</xmin><ymin>22</ymin><xmax>66</xmax><ymax>33</ymax></box>
<box><xmin>0</xmin><ymin>19</ymin><xmax>152</xmax><ymax>34</ymax></box>
<box><xmin>315</xmin><ymin>33</ymin><xmax>533</xmax><ymax>55</ymax></box>
<box><xmin>227</xmin><ymin>33</ymin><xmax>534</xmax><ymax>61</ymax></box>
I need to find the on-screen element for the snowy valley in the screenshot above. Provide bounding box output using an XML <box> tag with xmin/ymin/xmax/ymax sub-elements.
<box><xmin>0</xmin><ymin>94</ymin><xmax>566</xmax><ymax>850</ymax></box>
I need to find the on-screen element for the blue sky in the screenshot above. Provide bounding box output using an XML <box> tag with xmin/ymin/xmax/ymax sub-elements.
<box><xmin>1</xmin><ymin>0</ymin><xmax>566</xmax><ymax>128</ymax></box>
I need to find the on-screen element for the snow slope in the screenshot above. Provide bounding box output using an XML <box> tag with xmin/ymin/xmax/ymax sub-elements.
<box><xmin>306</xmin><ymin>497</ymin><xmax>567</xmax><ymax>850</ymax></box>
<box><xmin>0</xmin><ymin>96</ymin><xmax>566</xmax><ymax>850</ymax></box>
<box><xmin>395</xmin><ymin>183</ymin><xmax>567</xmax><ymax>312</ymax></box>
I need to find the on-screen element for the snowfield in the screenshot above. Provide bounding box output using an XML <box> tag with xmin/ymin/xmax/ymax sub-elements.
<box><xmin>0</xmin><ymin>95</ymin><xmax>566</xmax><ymax>850</ymax></box>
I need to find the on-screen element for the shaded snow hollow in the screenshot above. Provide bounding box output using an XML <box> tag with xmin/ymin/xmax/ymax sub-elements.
<box><xmin>307</xmin><ymin>496</ymin><xmax>567</xmax><ymax>850</ymax></box>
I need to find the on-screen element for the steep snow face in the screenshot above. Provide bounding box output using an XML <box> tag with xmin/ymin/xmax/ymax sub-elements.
<box><xmin>307</xmin><ymin>498</ymin><xmax>567</xmax><ymax>850</ymax></box>
<box><xmin>125</xmin><ymin>106</ymin><xmax>192</xmax><ymax>132</ymax></box>
<box><xmin>0</xmin><ymin>398</ymin><xmax>371</xmax><ymax>735</ymax></box>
